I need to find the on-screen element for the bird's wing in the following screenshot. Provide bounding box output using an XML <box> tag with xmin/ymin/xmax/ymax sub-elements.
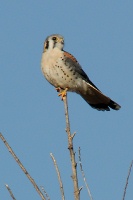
<box><xmin>63</xmin><ymin>51</ymin><xmax>121</xmax><ymax>111</ymax></box>
<box><xmin>63</xmin><ymin>51</ymin><xmax>100</xmax><ymax>91</ymax></box>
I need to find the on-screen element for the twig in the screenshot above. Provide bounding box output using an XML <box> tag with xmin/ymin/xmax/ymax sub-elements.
<box><xmin>0</xmin><ymin>132</ymin><xmax>46</xmax><ymax>200</ymax></box>
<box><xmin>50</xmin><ymin>153</ymin><xmax>65</xmax><ymax>200</ymax></box>
<box><xmin>122</xmin><ymin>160</ymin><xmax>133</xmax><ymax>200</ymax></box>
<box><xmin>40</xmin><ymin>186</ymin><xmax>50</xmax><ymax>200</ymax></box>
<box><xmin>63</xmin><ymin>95</ymin><xmax>80</xmax><ymax>200</ymax></box>
<box><xmin>78</xmin><ymin>147</ymin><xmax>93</xmax><ymax>200</ymax></box>
<box><xmin>5</xmin><ymin>184</ymin><xmax>16</xmax><ymax>200</ymax></box>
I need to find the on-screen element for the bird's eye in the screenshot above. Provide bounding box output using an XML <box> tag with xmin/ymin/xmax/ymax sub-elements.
<box><xmin>52</xmin><ymin>37</ymin><xmax>56</xmax><ymax>41</ymax></box>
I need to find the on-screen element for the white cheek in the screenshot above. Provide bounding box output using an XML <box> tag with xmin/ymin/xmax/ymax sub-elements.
<box><xmin>49</xmin><ymin>40</ymin><xmax>54</xmax><ymax>49</ymax></box>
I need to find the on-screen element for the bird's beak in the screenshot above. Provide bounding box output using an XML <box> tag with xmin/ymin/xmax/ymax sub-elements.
<box><xmin>58</xmin><ymin>38</ymin><xmax>64</xmax><ymax>45</ymax></box>
<box><xmin>61</xmin><ymin>39</ymin><xmax>64</xmax><ymax>45</ymax></box>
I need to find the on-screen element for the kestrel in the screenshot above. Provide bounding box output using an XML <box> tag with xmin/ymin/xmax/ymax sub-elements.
<box><xmin>41</xmin><ymin>34</ymin><xmax>121</xmax><ymax>111</ymax></box>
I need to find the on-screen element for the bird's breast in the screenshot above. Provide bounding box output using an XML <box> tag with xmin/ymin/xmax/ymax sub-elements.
<box><xmin>41</xmin><ymin>49</ymin><xmax>82</xmax><ymax>91</ymax></box>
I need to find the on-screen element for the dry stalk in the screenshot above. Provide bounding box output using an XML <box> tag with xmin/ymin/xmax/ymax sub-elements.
<box><xmin>50</xmin><ymin>153</ymin><xmax>65</xmax><ymax>200</ymax></box>
<box><xmin>0</xmin><ymin>133</ymin><xmax>46</xmax><ymax>200</ymax></box>
<box><xmin>5</xmin><ymin>184</ymin><xmax>16</xmax><ymax>200</ymax></box>
<box><xmin>78</xmin><ymin>147</ymin><xmax>93</xmax><ymax>200</ymax></box>
<box><xmin>63</xmin><ymin>95</ymin><xmax>80</xmax><ymax>200</ymax></box>
<box><xmin>122</xmin><ymin>160</ymin><xmax>133</xmax><ymax>200</ymax></box>
<box><xmin>40</xmin><ymin>186</ymin><xmax>50</xmax><ymax>200</ymax></box>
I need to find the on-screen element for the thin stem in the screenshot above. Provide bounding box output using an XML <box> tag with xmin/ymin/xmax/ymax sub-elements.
<box><xmin>0</xmin><ymin>133</ymin><xmax>46</xmax><ymax>200</ymax></box>
<box><xmin>122</xmin><ymin>160</ymin><xmax>133</xmax><ymax>200</ymax></box>
<box><xmin>40</xmin><ymin>186</ymin><xmax>50</xmax><ymax>200</ymax></box>
<box><xmin>5</xmin><ymin>184</ymin><xmax>16</xmax><ymax>200</ymax></box>
<box><xmin>50</xmin><ymin>153</ymin><xmax>65</xmax><ymax>200</ymax></box>
<box><xmin>78</xmin><ymin>147</ymin><xmax>93</xmax><ymax>200</ymax></box>
<box><xmin>63</xmin><ymin>95</ymin><xmax>80</xmax><ymax>200</ymax></box>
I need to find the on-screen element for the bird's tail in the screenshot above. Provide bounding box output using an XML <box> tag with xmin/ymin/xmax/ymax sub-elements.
<box><xmin>108</xmin><ymin>99</ymin><xmax>121</xmax><ymax>110</ymax></box>
<box><xmin>79</xmin><ymin>82</ymin><xmax>121</xmax><ymax>111</ymax></box>
<box><xmin>81</xmin><ymin>93</ymin><xmax>121</xmax><ymax>111</ymax></box>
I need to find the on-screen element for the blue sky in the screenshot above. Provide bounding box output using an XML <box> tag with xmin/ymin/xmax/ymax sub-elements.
<box><xmin>0</xmin><ymin>1</ymin><xmax>133</xmax><ymax>199</ymax></box>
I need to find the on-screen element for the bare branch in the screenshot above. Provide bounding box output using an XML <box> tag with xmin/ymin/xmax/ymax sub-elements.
<box><xmin>63</xmin><ymin>95</ymin><xmax>80</xmax><ymax>200</ymax></box>
<box><xmin>40</xmin><ymin>186</ymin><xmax>50</xmax><ymax>200</ymax></box>
<box><xmin>78</xmin><ymin>147</ymin><xmax>93</xmax><ymax>200</ymax></box>
<box><xmin>50</xmin><ymin>153</ymin><xmax>65</xmax><ymax>200</ymax></box>
<box><xmin>122</xmin><ymin>160</ymin><xmax>133</xmax><ymax>200</ymax></box>
<box><xmin>5</xmin><ymin>184</ymin><xmax>16</xmax><ymax>200</ymax></box>
<box><xmin>0</xmin><ymin>132</ymin><xmax>46</xmax><ymax>200</ymax></box>
<box><xmin>71</xmin><ymin>132</ymin><xmax>76</xmax><ymax>139</ymax></box>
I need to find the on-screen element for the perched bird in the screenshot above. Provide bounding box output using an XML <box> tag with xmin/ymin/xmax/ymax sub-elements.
<box><xmin>41</xmin><ymin>34</ymin><xmax>121</xmax><ymax>111</ymax></box>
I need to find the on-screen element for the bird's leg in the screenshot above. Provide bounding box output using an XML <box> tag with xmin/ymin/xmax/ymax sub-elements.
<box><xmin>58</xmin><ymin>88</ymin><xmax>68</xmax><ymax>100</ymax></box>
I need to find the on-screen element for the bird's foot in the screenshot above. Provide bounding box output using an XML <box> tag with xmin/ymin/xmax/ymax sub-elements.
<box><xmin>58</xmin><ymin>88</ymin><xmax>68</xmax><ymax>100</ymax></box>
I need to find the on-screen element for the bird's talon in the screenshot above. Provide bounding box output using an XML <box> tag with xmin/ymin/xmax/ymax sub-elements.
<box><xmin>58</xmin><ymin>88</ymin><xmax>68</xmax><ymax>100</ymax></box>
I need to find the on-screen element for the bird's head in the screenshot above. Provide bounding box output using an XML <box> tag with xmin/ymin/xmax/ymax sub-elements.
<box><xmin>43</xmin><ymin>34</ymin><xmax>64</xmax><ymax>52</ymax></box>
